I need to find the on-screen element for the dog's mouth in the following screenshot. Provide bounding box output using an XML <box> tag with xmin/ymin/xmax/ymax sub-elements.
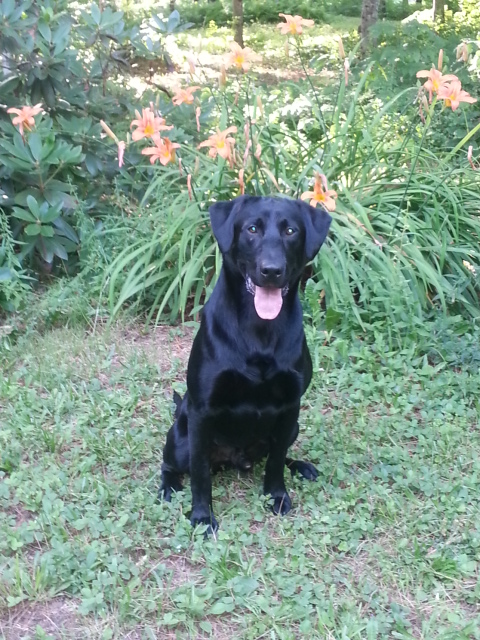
<box><xmin>245</xmin><ymin>276</ymin><xmax>289</xmax><ymax>320</ymax></box>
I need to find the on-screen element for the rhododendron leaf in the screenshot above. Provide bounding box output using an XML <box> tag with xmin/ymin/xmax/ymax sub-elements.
<box><xmin>39</xmin><ymin>225</ymin><xmax>55</xmax><ymax>237</ymax></box>
<box><xmin>24</xmin><ymin>223</ymin><xmax>42</xmax><ymax>236</ymax></box>
<box><xmin>11</xmin><ymin>206</ymin><xmax>36</xmax><ymax>223</ymax></box>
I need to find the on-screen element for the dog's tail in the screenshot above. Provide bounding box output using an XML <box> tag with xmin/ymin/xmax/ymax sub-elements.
<box><xmin>172</xmin><ymin>391</ymin><xmax>183</xmax><ymax>419</ymax></box>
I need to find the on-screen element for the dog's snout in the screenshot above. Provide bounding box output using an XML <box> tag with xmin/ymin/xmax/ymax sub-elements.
<box><xmin>260</xmin><ymin>263</ymin><xmax>283</xmax><ymax>280</ymax></box>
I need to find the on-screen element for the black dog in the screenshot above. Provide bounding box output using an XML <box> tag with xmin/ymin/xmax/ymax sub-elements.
<box><xmin>159</xmin><ymin>195</ymin><xmax>331</xmax><ymax>532</ymax></box>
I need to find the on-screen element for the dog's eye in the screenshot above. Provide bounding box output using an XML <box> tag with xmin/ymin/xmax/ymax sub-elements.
<box><xmin>285</xmin><ymin>227</ymin><xmax>295</xmax><ymax>236</ymax></box>
<box><xmin>248</xmin><ymin>225</ymin><xmax>258</xmax><ymax>234</ymax></box>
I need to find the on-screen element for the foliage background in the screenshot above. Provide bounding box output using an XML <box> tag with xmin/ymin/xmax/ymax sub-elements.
<box><xmin>1</xmin><ymin>0</ymin><xmax>479</xmax><ymax>331</ymax></box>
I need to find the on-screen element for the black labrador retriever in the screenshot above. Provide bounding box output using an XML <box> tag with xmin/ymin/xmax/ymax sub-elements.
<box><xmin>159</xmin><ymin>195</ymin><xmax>331</xmax><ymax>532</ymax></box>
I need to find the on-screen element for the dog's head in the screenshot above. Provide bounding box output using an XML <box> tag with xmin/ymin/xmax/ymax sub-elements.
<box><xmin>209</xmin><ymin>195</ymin><xmax>331</xmax><ymax>320</ymax></box>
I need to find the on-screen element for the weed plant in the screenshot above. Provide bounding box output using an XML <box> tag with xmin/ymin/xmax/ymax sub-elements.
<box><xmin>1</xmin><ymin>319</ymin><xmax>480</xmax><ymax>637</ymax></box>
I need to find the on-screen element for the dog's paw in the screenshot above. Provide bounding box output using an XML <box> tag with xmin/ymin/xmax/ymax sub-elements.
<box><xmin>190</xmin><ymin>512</ymin><xmax>219</xmax><ymax>536</ymax></box>
<box><xmin>288</xmin><ymin>459</ymin><xmax>319</xmax><ymax>481</ymax></box>
<box><xmin>158</xmin><ymin>486</ymin><xmax>173</xmax><ymax>502</ymax></box>
<box><xmin>158</xmin><ymin>480</ymin><xmax>183</xmax><ymax>503</ymax></box>
<box><xmin>271</xmin><ymin>492</ymin><xmax>292</xmax><ymax>516</ymax></box>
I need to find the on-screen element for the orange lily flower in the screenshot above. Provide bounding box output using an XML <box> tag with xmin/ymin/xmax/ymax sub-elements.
<box><xmin>141</xmin><ymin>136</ymin><xmax>180</xmax><ymax>165</ymax></box>
<box><xmin>438</xmin><ymin>80</ymin><xmax>477</xmax><ymax>111</ymax></box>
<box><xmin>416</xmin><ymin>68</ymin><xmax>457</xmax><ymax>102</ymax></box>
<box><xmin>301</xmin><ymin>173</ymin><xmax>337</xmax><ymax>212</ymax></box>
<box><xmin>130</xmin><ymin>108</ymin><xmax>172</xmax><ymax>142</ymax></box>
<box><xmin>198</xmin><ymin>126</ymin><xmax>237</xmax><ymax>163</ymax></box>
<box><xmin>277</xmin><ymin>13</ymin><xmax>314</xmax><ymax>36</ymax></box>
<box><xmin>7</xmin><ymin>103</ymin><xmax>43</xmax><ymax>135</ymax></box>
<box><xmin>225</xmin><ymin>42</ymin><xmax>260</xmax><ymax>72</ymax></box>
<box><xmin>172</xmin><ymin>86</ymin><xmax>201</xmax><ymax>106</ymax></box>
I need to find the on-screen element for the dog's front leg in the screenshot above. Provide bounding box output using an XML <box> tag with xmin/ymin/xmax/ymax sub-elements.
<box><xmin>188</xmin><ymin>415</ymin><xmax>218</xmax><ymax>534</ymax></box>
<box><xmin>263</xmin><ymin>409</ymin><xmax>298</xmax><ymax>516</ymax></box>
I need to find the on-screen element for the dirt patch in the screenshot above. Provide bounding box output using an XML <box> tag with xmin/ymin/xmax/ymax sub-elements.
<box><xmin>4</xmin><ymin>504</ymin><xmax>35</xmax><ymax>529</ymax></box>
<box><xmin>99</xmin><ymin>323</ymin><xmax>195</xmax><ymax>400</ymax></box>
<box><xmin>127</xmin><ymin>35</ymin><xmax>335</xmax><ymax>98</ymax></box>
<box><xmin>110</xmin><ymin>323</ymin><xmax>194</xmax><ymax>375</ymax></box>
<box><xmin>0</xmin><ymin>598</ymin><xmax>80</xmax><ymax>639</ymax></box>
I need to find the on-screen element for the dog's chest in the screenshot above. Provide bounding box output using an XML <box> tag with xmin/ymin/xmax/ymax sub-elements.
<box><xmin>207</xmin><ymin>363</ymin><xmax>302</xmax><ymax>447</ymax></box>
<box><xmin>209</xmin><ymin>357</ymin><xmax>302</xmax><ymax>411</ymax></box>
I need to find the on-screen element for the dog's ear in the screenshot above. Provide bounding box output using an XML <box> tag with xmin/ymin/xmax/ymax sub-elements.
<box><xmin>209</xmin><ymin>196</ymin><xmax>247</xmax><ymax>253</ymax></box>
<box><xmin>297</xmin><ymin>200</ymin><xmax>332</xmax><ymax>261</ymax></box>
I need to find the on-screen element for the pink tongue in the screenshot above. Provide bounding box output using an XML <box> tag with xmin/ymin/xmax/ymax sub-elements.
<box><xmin>254</xmin><ymin>286</ymin><xmax>283</xmax><ymax>320</ymax></box>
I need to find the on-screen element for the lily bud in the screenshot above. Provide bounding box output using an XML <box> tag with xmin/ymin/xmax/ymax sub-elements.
<box><xmin>100</xmin><ymin>120</ymin><xmax>119</xmax><ymax>143</ymax></box>
<box><xmin>238</xmin><ymin>169</ymin><xmax>245</xmax><ymax>195</ymax></box>
<box><xmin>256</xmin><ymin>95</ymin><xmax>264</xmax><ymax>117</ymax></box>
<box><xmin>219</xmin><ymin>64</ymin><xmax>227</xmax><ymax>88</ymax></box>
<box><xmin>117</xmin><ymin>141</ymin><xmax>125</xmax><ymax>168</ymax></box>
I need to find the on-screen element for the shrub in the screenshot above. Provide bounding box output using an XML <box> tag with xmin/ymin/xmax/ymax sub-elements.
<box><xmin>0</xmin><ymin>0</ymin><xmax>190</xmax><ymax>273</ymax></box>
<box><xmin>176</xmin><ymin>0</ymin><xmax>327</xmax><ymax>26</ymax></box>
<box><xmin>176</xmin><ymin>0</ymin><xmax>417</xmax><ymax>26</ymax></box>
<box><xmin>0</xmin><ymin>209</ymin><xmax>29</xmax><ymax>313</ymax></box>
<box><xmin>0</xmin><ymin>111</ymin><xmax>84</xmax><ymax>265</ymax></box>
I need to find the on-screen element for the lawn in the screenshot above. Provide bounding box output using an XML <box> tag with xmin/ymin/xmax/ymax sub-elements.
<box><xmin>1</xmin><ymin>321</ymin><xmax>480</xmax><ymax>639</ymax></box>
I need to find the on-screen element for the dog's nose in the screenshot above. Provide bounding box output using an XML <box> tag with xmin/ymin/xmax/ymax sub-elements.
<box><xmin>260</xmin><ymin>263</ymin><xmax>283</xmax><ymax>280</ymax></box>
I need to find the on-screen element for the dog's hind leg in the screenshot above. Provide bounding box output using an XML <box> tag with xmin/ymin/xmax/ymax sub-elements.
<box><xmin>159</xmin><ymin>465</ymin><xmax>184</xmax><ymax>501</ymax></box>
<box><xmin>158</xmin><ymin>395</ymin><xmax>190</xmax><ymax>502</ymax></box>
<box><xmin>159</xmin><ymin>435</ymin><xmax>188</xmax><ymax>501</ymax></box>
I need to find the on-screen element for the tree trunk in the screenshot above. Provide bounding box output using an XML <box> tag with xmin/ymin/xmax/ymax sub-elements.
<box><xmin>233</xmin><ymin>0</ymin><xmax>244</xmax><ymax>47</ymax></box>
<box><xmin>433</xmin><ymin>0</ymin><xmax>445</xmax><ymax>22</ymax></box>
<box><xmin>360</xmin><ymin>0</ymin><xmax>379</xmax><ymax>53</ymax></box>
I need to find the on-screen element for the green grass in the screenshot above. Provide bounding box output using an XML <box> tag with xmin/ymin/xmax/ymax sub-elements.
<box><xmin>1</xmin><ymin>320</ymin><xmax>480</xmax><ymax>639</ymax></box>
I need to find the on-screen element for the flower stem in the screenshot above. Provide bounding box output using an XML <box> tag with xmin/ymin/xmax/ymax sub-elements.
<box><xmin>391</xmin><ymin>97</ymin><xmax>436</xmax><ymax>235</ymax></box>
<box><xmin>244</xmin><ymin>74</ymin><xmax>261</xmax><ymax>194</ymax></box>
<box><xmin>294</xmin><ymin>38</ymin><xmax>328</xmax><ymax>144</ymax></box>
